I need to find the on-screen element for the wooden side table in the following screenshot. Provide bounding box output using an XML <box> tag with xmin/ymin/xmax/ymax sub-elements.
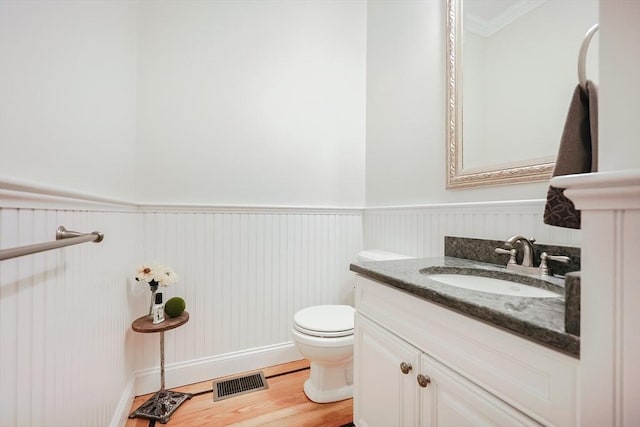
<box><xmin>128</xmin><ymin>312</ymin><xmax>191</xmax><ymax>424</ymax></box>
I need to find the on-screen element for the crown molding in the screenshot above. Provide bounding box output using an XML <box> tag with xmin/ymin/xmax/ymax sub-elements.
<box><xmin>465</xmin><ymin>0</ymin><xmax>546</xmax><ymax>38</ymax></box>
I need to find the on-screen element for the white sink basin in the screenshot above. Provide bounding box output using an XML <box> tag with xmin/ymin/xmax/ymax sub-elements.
<box><xmin>427</xmin><ymin>274</ymin><xmax>561</xmax><ymax>298</ymax></box>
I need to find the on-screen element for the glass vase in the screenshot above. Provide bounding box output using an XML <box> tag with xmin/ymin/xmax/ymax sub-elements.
<box><xmin>148</xmin><ymin>283</ymin><xmax>159</xmax><ymax>319</ymax></box>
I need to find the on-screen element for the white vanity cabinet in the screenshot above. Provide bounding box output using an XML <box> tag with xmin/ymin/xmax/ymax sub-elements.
<box><xmin>355</xmin><ymin>313</ymin><xmax>421</xmax><ymax>426</ymax></box>
<box><xmin>355</xmin><ymin>314</ymin><xmax>539</xmax><ymax>426</ymax></box>
<box><xmin>354</xmin><ymin>276</ymin><xmax>579</xmax><ymax>427</ymax></box>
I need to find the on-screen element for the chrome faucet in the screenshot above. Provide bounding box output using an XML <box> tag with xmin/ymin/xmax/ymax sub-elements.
<box><xmin>504</xmin><ymin>235</ymin><xmax>536</xmax><ymax>267</ymax></box>
<box><xmin>495</xmin><ymin>235</ymin><xmax>571</xmax><ymax>277</ymax></box>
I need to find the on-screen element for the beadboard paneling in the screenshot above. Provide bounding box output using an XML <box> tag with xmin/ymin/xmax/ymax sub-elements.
<box><xmin>0</xmin><ymin>206</ymin><xmax>137</xmax><ymax>427</ymax></box>
<box><xmin>364</xmin><ymin>200</ymin><xmax>581</xmax><ymax>258</ymax></box>
<box><xmin>134</xmin><ymin>210</ymin><xmax>364</xmax><ymax>389</ymax></box>
<box><xmin>0</xmin><ymin>202</ymin><xmax>364</xmax><ymax>426</ymax></box>
<box><xmin>1</xmin><ymin>195</ymin><xmax>583</xmax><ymax>426</ymax></box>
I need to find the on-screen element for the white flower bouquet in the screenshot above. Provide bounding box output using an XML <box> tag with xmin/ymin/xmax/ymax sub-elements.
<box><xmin>135</xmin><ymin>263</ymin><xmax>179</xmax><ymax>319</ymax></box>
<box><xmin>135</xmin><ymin>263</ymin><xmax>180</xmax><ymax>289</ymax></box>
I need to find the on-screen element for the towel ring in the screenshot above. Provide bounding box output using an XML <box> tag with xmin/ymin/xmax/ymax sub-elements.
<box><xmin>578</xmin><ymin>23</ymin><xmax>599</xmax><ymax>90</ymax></box>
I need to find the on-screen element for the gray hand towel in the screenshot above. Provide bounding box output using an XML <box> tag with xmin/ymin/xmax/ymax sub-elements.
<box><xmin>543</xmin><ymin>80</ymin><xmax>598</xmax><ymax>229</ymax></box>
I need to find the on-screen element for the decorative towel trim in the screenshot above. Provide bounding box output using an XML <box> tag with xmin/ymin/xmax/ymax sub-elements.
<box><xmin>543</xmin><ymin>186</ymin><xmax>581</xmax><ymax>229</ymax></box>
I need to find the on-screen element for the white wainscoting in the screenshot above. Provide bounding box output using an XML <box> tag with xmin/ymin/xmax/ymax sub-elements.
<box><xmin>133</xmin><ymin>209</ymin><xmax>364</xmax><ymax>394</ymax></box>
<box><xmin>364</xmin><ymin>200</ymin><xmax>581</xmax><ymax>258</ymax></box>
<box><xmin>0</xmin><ymin>186</ymin><xmax>584</xmax><ymax>426</ymax></box>
<box><xmin>0</xmin><ymin>192</ymin><xmax>364</xmax><ymax>427</ymax></box>
<box><xmin>0</xmin><ymin>204</ymin><xmax>137</xmax><ymax>427</ymax></box>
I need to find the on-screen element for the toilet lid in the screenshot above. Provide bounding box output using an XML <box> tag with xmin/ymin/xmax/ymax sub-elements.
<box><xmin>293</xmin><ymin>305</ymin><xmax>354</xmax><ymax>338</ymax></box>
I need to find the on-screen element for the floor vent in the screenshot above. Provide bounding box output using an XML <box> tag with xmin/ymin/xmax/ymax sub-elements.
<box><xmin>213</xmin><ymin>371</ymin><xmax>269</xmax><ymax>401</ymax></box>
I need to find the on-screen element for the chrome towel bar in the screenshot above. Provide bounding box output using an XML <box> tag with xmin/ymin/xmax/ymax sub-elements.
<box><xmin>0</xmin><ymin>226</ymin><xmax>104</xmax><ymax>261</ymax></box>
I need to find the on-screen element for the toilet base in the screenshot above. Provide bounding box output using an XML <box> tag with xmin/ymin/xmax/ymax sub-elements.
<box><xmin>304</xmin><ymin>379</ymin><xmax>353</xmax><ymax>403</ymax></box>
<box><xmin>303</xmin><ymin>361</ymin><xmax>353</xmax><ymax>403</ymax></box>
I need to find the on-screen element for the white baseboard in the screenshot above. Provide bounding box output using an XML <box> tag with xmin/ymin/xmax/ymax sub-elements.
<box><xmin>110</xmin><ymin>342</ymin><xmax>302</xmax><ymax>426</ymax></box>
<box><xmin>108</xmin><ymin>378</ymin><xmax>136</xmax><ymax>427</ymax></box>
<box><xmin>134</xmin><ymin>341</ymin><xmax>302</xmax><ymax>396</ymax></box>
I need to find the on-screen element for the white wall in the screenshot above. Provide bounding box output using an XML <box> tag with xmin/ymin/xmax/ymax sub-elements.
<box><xmin>0</xmin><ymin>0</ymin><xmax>137</xmax><ymax>201</ymax></box>
<box><xmin>0</xmin><ymin>0</ymin><xmax>366</xmax><ymax>208</ymax></box>
<box><xmin>135</xmin><ymin>0</ymin><xmax>367</xmax><ymax>206</ymax></box>
<box><xmin>599</xmin><ymin>0</ymin><xmax>640</xmax><ymax>171</ymax></box>
<box><xmin>366</xmin><ymin>0</ymin><xmax>448</xmax><ymax>206</ymax></box>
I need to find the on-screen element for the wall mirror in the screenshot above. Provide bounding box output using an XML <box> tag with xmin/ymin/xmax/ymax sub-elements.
<box><xmin>446</xmin><ymin>0</ymin><xmax>599</xmax><ymax>189</ymax></box>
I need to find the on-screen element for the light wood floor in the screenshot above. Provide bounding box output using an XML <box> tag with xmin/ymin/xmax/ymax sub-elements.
<box><xmin>126</xmin><ymin>360</ymin><xmax>353</xmax><ymax>426</ymax></box>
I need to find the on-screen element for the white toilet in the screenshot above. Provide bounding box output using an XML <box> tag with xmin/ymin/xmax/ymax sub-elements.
<box><xmin>291</xmin><ymin>250</ymin><xmax>413</xmax><ymax>403</ymax></box>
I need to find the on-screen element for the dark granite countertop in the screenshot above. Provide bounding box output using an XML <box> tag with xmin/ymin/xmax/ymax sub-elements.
<box><xmin>350</xmin><ymin>256</ymin><xmax>580</xmax><ymax>358</ymax></box>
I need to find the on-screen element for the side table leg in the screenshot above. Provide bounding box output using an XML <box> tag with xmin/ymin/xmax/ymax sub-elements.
<box><xmin>160</xmin><ymin>330</ymin><xmax>165</xmax><ymax>390</ymax></box>
<box><xmin>128</xmin><ymin>330</ymin><xmax>192</xmax><ymax>423</ymax></box>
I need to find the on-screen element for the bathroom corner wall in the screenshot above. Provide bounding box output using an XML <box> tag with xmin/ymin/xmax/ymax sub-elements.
<box><xmin>0</xmin><ymin>1</ymin><xmax>140</xmax><ymax>426</ymax></box>
<box><xmin>0</xmin><ymin>2</ymin><xmax>367</xmax><ymax>425</ymax></box>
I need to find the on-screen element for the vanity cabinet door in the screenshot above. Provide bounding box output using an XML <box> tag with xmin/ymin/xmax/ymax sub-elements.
<box><xmin>419</xmin><ymin>353</ymin><xmax>541</xmax><ymax>427</ymax></box>
<box><xmin>354</xmin><ymin>313</ymin><xmax>420</xmax><ymax>427</ymax></box>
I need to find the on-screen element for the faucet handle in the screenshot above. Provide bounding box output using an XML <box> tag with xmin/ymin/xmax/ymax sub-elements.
<box><xmin>540</xmin><ymin>252</ymin><xmax>571</xmax><ymax>276</ymax></box>
<box><xmin>495</xmin><ymin>247</ymin><xmax>517</xmax><ymax>265</ymax></box>
<box><xmin>541</xmin><ymin>252</ymin><xmax>571</xmax><ymax>264</ymax></box>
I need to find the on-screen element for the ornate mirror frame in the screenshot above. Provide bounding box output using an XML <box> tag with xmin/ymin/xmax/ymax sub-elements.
<box><xmin>445</xmin><ymin>0</ymin><xmax>554</xmax><ymax>189</ymax></box>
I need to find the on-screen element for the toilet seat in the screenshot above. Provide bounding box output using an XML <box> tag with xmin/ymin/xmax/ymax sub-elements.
<box><xmin>293</xmin><ymin>305</ymin><xmax>354</xmax><ymax>338</ymax></box>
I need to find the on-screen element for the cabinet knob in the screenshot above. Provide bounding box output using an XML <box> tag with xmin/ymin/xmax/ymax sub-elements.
<box><xmin>400</xmin><ymin>362</ymin><xmax>412</xmax><ymax>374</ymax></box>
<box><xmin>417</xmin><ymin>374</ymin><xmax>431</xmax><ymax>388</ymax></box>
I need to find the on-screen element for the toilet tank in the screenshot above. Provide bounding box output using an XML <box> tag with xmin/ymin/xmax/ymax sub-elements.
<box><xmin>357</xmin><ymin>250</ymin><xmax>413</xmax><ymax>262</ymax></box>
